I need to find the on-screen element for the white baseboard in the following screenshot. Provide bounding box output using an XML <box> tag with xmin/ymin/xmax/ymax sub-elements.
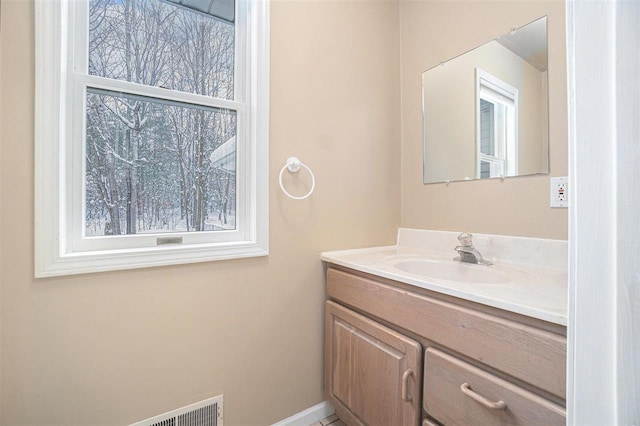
<box><xmin>271</xmin><ymin>401</ymin><xmax>335</xmax><ymax>426</ymax></box>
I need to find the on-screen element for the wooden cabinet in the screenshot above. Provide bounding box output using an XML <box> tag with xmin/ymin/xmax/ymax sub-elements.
<box><xmin>325</xmin><ymin>301</ymin><xmax>422</xmax><ymax>426</ymax></box>
<box><xmin>325</xmin><ymin>267</ymin><xmax>567</xmax><ymax>426</ymax></box>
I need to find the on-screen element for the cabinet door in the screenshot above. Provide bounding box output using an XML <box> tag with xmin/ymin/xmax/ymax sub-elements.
<box><xmin>325</xmin><ymin>301</ymin><xmax>422</xmax><ymax>426</ymax></box>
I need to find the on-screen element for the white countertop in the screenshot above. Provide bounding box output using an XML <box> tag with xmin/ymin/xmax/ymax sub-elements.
<box><xmin>321</xmin><ymin>229</ymin><xmax>568</xmax><ymax>326</ymax></box>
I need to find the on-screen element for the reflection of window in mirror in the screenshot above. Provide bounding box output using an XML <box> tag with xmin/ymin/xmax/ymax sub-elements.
<box><xmin>476</xmin><ymin>68</ymin><xmax>518</xmax><ymax>179</ymax></box>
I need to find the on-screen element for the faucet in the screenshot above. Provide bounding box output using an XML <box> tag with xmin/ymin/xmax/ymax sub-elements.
<box><xmin>454</xmin><ymin>233</ymin><xmax>493</xmax><ymax>266</ymax></box>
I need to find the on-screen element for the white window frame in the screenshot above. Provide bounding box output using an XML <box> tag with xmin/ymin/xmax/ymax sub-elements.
<box><xmin>34</xmin><ymin>0</ymin><xmax>269</xmax><ymax>277</ymax></box>
<box><xmin>475</xmin><ymin>68</ymin><xmax>518</xmax><ymax>179</ymax></box>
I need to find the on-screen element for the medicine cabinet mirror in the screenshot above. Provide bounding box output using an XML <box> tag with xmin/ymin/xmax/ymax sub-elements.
<box><xmin>422</xmin><ymin>16</ymin><xmax>549</xmax><ymax>184</ymax></box>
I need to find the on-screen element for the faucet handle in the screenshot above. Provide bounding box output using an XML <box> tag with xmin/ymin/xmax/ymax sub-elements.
<box><xmin>457</xmin><ymin>232</ymin><xmax>473</xmax><ymax>247</ymax></box>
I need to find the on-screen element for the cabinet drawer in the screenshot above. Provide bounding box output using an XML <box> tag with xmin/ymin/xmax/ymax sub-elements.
<box><xmin>424</xmin><ymin>347</ymin><xmax>565</xmax><ymax>425</ymax></box>
<box><xmin>327</xmin><ymin>268</ymin><xmax>566</xmax><ymax>398</ymax></box>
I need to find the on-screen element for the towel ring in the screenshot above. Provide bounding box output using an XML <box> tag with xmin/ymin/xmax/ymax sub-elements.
<box><xmin>279</xmin><ymin>157</ymin><xmax>315</xmax><ymax>200</ymax></box>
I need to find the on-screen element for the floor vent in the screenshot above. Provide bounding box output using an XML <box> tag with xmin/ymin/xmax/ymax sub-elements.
<box><xmin>131</xmin><ymin>395</ymin><xmax>223</xmax><ymax>426</ymax></box>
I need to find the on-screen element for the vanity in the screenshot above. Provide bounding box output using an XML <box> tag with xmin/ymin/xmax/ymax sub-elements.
<box><xmin>321</xmin><ymin>229</ymin><xmax>567</xmax><ymax>426</ymax></box>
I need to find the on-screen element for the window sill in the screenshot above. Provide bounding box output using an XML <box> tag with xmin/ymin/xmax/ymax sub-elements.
<box><xmin>35</xmin><ymin>241</ymin><xmax>269</xmax><ymax>278</ymax></box>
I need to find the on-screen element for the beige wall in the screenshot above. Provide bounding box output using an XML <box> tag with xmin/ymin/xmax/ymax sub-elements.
<box><xmin>401</xmin><ymin>0</ymin><xmax>568</xmax><ymax>239</ymax></box>
<box><xmin>0</xmin><ymin>0</ymin><xmax>400</xmax><ymax>424</ymax></box>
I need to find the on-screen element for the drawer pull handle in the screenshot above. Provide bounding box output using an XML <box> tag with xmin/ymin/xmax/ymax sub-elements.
<box><xmin>460</xmin><ymin>383</ymin><xmax>506</xmax><ymax>410</ymax></box>
<box><xmin>402</xmin><ymin>369</ymin><xmax>414</xmax><ymax>402</ymax></box>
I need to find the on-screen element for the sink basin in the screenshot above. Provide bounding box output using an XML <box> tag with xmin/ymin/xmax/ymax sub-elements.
<box><xmin>393</xmin><ymin>259</ymin><xmax>511</xmax><ymax>284</ymax></box>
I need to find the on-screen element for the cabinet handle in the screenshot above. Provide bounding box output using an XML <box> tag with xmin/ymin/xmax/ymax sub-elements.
<box><xmin>460</xmin><ymin>383</ymin><xmax>506</xmax><ymax>410</ymax></box>
<box><xmin>402</xmin><ymin>369</ymin><xmax>414</xmax><ymax>402</ymax></box>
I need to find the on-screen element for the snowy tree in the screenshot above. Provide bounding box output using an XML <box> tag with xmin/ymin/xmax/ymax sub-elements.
<box><xmin>85</xmin><ymin>0</ymin><xmax>237</xmax><ymax>236</ymax></box>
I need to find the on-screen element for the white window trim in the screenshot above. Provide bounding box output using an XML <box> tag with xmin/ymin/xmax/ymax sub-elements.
<box><xmin>34</xmin><ymin>0</ymin><xmax>269</xmax><ymax>277</ymax></box>
<box><xmin>475</xmin><ymin>68</ymin><xmax>518</xmax><ymax>179</ymax></box>
<box><xmin>479</xmin><ymin>157</ymin><xmax>505</xmax><ymax>179</ymax></box>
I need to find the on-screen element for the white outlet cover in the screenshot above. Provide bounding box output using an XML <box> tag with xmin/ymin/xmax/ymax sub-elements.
<box><xmin>550</xmin><ymin>176</ymin><xmax>568</xmax><ymax>208</ymax></box>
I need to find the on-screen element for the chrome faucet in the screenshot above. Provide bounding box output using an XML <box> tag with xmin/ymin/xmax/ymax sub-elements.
<box><xmin>454</xmin><ymin>233</ymin><xmax>492</xmax><ymax>266</ymax></box>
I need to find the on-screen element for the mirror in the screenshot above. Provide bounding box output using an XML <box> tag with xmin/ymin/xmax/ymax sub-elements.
<box><xmin>422</xmin><ymin>16</ymin><xmax>548</xmax><ymax>184</ymax></box>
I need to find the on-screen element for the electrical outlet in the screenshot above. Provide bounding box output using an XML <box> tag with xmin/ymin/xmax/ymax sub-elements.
<box><xmin>550</xmin><ymin>177</ymin><xmax>568</xmax><ymax>208</ymax></box>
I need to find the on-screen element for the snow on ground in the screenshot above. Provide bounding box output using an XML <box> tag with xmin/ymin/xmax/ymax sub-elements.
<box><xmin>85</xmin><ymin>210</ymin><xmax>236</xmax><ymax>236</ymax></box>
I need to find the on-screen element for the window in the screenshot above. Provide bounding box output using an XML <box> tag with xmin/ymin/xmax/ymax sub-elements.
<box><xmin>35</xmin><ymin>0</ymin><xmax>269</xmax><ymax>277</ymax></box>
<box><xmin>475</xmin><ymin>68</ymin><xmax>518</xmax><ymax>179</ymax></box>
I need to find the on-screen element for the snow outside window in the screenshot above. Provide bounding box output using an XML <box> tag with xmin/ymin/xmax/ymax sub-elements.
<box><xmin>34</xmin><ymin>0</ymin><xmax>269</xmax><ymax>277</ymax></box>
